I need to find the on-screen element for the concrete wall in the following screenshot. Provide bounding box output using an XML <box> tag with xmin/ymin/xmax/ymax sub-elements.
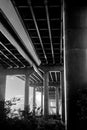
<box><xmin>0</xmin><ymin>73</ymin><xmax>6</xmax><ymax>117</ymax></box>
<box><xmin>65</xmin><ymin>0</ymin><xmax>87</xmax><ymax>129</ymax></box>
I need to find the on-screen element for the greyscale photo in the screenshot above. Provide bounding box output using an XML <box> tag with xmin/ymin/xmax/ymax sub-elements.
<box><xmin>0</xmin><ymin>0</ymin><xmax>86</xmax><ymax>130</ymax></box>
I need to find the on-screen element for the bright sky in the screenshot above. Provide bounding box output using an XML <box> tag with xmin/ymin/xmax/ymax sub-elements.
<box><xmin>5</xmin><ymin>76</ymin><xmax>41</xmax><ymax>111</ymax></box>
<box><xmin>5</xmin><ymin>76</ymin><xmax>25</xmax><ymax>100</ymax></box>
<box><xmin>5</xmin><ymin>76</ymin><xmax>59</xmax><ymax>115</ymax></box>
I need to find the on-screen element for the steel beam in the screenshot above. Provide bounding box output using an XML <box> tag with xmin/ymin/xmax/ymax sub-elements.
<box><xmin>0</xmin><ymin>0</ymin><xmax>40</xmax><ymax>66</ymax></box>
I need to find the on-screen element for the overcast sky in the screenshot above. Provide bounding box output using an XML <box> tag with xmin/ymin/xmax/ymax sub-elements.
<box><xmin>5</xmin><ymin>76</ymin><xmax>25</xmax><ymax>100</ymax></box>
<box><xmin>5</xmin><ymin>76</ymin><xmax>41</xmax><ymax>110</ymax></box>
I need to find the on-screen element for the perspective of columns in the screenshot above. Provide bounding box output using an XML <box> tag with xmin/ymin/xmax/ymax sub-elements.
<box><xmin>56</xmin><ymin>86</ymin><xmax>59</xmax><ymax>116</ymax></box>
<box><xmin>61</xmin><ymin>71</ymin><xmax>65</xmax><ymax>123</ymax></box>
<box><xmin>44</xmin><ymin>71</ymin><xmax>49</xmax><ymax>118</ymax></box>
<box><xmin>24</xmin><ymin>74</ymin><xmax>29</xmax><ymax>113</ymax></box>
<box><xmin>41</xmin><ymin>86</ymin><xmax>43</xmax><ymax>115</ymax></box>
<box><xmin>65</xmin><ymin>0</ymin><xmax>87</xmax><ymax>129</ymax></box>
<box><xmin>33</xmin><ymin>86</ymin><xmax>36</xmax><ymax>116</ymax></box>
<box><xmin>0</xmin><ymin>73</ymin><xmax>6</xmax><ymax>117</ymax></box>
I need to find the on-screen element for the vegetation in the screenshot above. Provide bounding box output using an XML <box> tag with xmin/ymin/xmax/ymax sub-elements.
<box><xmin>0</xmin><ymin>99</ymin><xmax>65</xmax><ymax>130</ymax></box>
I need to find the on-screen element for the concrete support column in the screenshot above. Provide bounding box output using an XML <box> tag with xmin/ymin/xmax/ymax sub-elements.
<box><xmin>65</xmin><ymin>1</ymin><xmax>87</xmax><ymax>129</ymax></box>
<box><xmin>56</xmin><ymin>86</ymin><xmax>59</xmax><ymax>116</ymax></box>
<box><xmin>61</xmin><ymin>71</ymin><xmax>65</xmax><ymax>123</ymax></box>
<box><xmin>41</xmin><ymin>86</ymin><xmax>43</xmax><ymax>115</ymax></box>
<box><xmin>44</xmin><ymin>71</ymin><xmax>49</xmax><ymax>118</ymax></box>
<box><xmin>0</xmin><ymin>74</ymin><xmax>6</xmax><ymax>118</ymax></box>
<box><xmin>33</xmin><ymin>86</ymin><xmax>36</xmax><ymax>116</ymax></box>
<box><xmin>24</xmin><ymin>74</ymin><xmax>29</xmax><ymax>113</ymax></box>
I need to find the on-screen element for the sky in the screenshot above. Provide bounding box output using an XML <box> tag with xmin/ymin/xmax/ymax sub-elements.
<box><xmin>5</xmin><ymin>75</ymin><xmax>41</xmax><ymax>110</ymax></box>
<box><xmin>5</xmin><ymin>76</ymin><xmax>25</xmax><ymax>100</ymax></box>
<box><xmin>5</xmin><ymin>76</ymin><xmax>57</xmax><ymax>114</ymax></box>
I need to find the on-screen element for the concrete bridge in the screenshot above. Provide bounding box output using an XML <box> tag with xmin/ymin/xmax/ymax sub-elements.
<box><xmin>0</xmin><ymin>0</ymin><xmax>87</xmax><ymax>130</ymax></box>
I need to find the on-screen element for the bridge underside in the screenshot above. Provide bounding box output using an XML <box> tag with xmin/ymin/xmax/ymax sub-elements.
<box><xmin>0</xmin><ymin>0</ymin><xmax>64</xmax><ymax>122</ymax></box>
<box><xmin>0</xmin><ymin>0</ymin><xmax>87</xmax><ymax>130</ymax></box>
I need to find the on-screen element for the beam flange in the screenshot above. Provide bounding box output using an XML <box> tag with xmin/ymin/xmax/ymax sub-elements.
<box><xmin>30</xmin><ymin>81</ymin><xmax>60</xmax><ymax>87</ymax></box>
<box><xmin>0</xmin><ymin>42</ymin><xmax>25</xmax><ymax>68</ymax></box>
<box><xmin>0</xmin><ymin>67</ymin><xmax>34</xmax><ymax>75</ymax></box>
<box><xmin>0</xmin><ymin>0</ymin><xmax>40</xmax><ymax>66</ymax></box>
<box><xmin>55</xmin><ymin>72</ymin><xmax>58</xmax><ymax>82</ymax></box>
<box><xmin>28</xmin><ymin>0</ymin><xmax>48</xmax><ymax>64</ymax></box>
<box><xmin>0</xmin><ymin>23</ymin><xmax>33</xmax><ymax>66</ymax></box>
<box><xmin>50</xmin><ymin>72</ymin><xmax>53</xmax><ymax>82</ymax></box>
<box><xmin>45</xmin><ymin>0</ymin><xmax>55</xmax><ymax>64</ymax></box>
<box><xmin>40</xmin><ymin>65</ymin><xmax>64</xmax><ymax>72</ymax></box>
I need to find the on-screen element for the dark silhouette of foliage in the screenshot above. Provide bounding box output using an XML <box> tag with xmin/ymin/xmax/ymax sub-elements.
<box><xmin>0</xmin><ymin>100</ymin><xmax>65</xmax><ymax>130</ymax></box>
